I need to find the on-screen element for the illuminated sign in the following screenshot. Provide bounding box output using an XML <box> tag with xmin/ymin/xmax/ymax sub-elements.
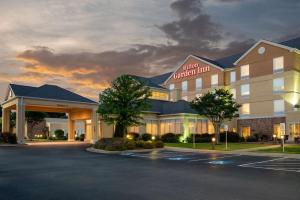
<box><xmin>173</xmin><ymin>63</ymin><xmax>210</xmax><ymax>79</ymax></box>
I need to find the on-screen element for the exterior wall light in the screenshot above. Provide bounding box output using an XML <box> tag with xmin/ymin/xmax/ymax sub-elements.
<box><xmin>151</xmin><ymin>136</ymin><xmax>156</xmax><ymax>140</ymax></box>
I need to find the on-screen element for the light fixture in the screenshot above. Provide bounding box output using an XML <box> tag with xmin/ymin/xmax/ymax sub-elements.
<box><xmin>151</xmin><ymin>136</ymin><xmax>156</xmax><ymax>140</ymax></box>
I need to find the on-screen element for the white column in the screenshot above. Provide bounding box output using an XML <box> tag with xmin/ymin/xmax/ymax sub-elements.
<box><xmin>90</xmin><ymin>108</ymin><xmax>99</xmax><ymax>144</ymax></box>
<box><xmin>68</xmin><ymin>113</ymin><xmax>75</xmax><ymax>142</ymax></box>
<box><xmin>2</xmin><ymin>107</ymin><xmax>10</xmax><ymax>132</ymax></box>
<box><xmin>16</xmin><ymin>98</ymin><xmax>25</xmax><ymax>144</ymax></box>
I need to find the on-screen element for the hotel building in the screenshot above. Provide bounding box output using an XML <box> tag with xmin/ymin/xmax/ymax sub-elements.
<box><xmin>119</xmin><ymin>37</ymin><xmax>300</xmax><ymax>142</ymax></box>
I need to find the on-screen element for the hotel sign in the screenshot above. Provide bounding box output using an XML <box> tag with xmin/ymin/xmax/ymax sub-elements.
<box><xmin>173</xmin><ymin>63</ymin><xmax>210</xmax><ymax>79</ymax></box>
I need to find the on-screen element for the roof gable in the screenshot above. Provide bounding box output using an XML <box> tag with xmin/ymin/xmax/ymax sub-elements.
<box><xmin>131</xmin><ymin>75</ymin><xmax>167</xmax><ymax>90</ymax></box>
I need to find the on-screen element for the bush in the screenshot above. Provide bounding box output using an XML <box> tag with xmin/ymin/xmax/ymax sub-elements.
<box><xmin>186</xmin><ymin>133</ymin><xmax>212</xmax><ymax>143</ymax></box>
<box><xmin>161</xmin><ymin>133</ymin><xmax>181</xmax><ymax>143</ymax></box>
<box><xmin>94</xmin><ymin>138</ymin><xmax>126</xmax><ymax>151</ymax></box>
<box><xmin>154</xmin><ymin>140</ymin><xmax>164</xmax><ymax>148</ymax></box>
<box><xmin>0</xmin><ymin>132</ymin><xmax>17</xmax><ymax>144</ymax></box>
<box><xmin>79</xmin><ymin>134</ymin><xmax>85</xmax><ymax>141</ymax></box>
<box><xmin>54</xmin><ymin>129</ymin><xmax>65</xmax><ymax>139</ymax></box>
<box><xmin>245</xmin><ymin>135</ymin><xmax>258</xmax><ymax>142</ymax></box>
<box><xmin>127</xmin><ymin>132</ymin><xmax>140</xmax><ymax>140</ymax></box>
<box><xmin>142</xmin><ymin>141</ymin><xmax>154</xmax><ymax>149</ymax></box>
<box><xmin>141</xmin><ymin>133</ymin><xmax>152</xmax><ymax>141</ymax></box>
<box><xmin>220</xmin><ymin>132</ymin><xmax>241</xmax><ymax>143</ymax></box>
<box><xmin>125</xmin><ymin>140</ymin><xmax>136</xmax><ymax>150</ymax></box>
<box><xmin>136</xmin><ymin>140</ymin><xmax>145</xmax><ymax>148</ymax></box>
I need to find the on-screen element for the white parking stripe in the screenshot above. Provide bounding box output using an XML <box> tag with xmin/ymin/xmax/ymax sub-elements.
<box><xmin>188</xmin><ymin>154</ymin><xmax>242</xmax><ymax>162</ymax></box>
<box><xmin>240</xmin><ymin>166</ymin><xmax>300</xmax><ymax>173</ymax></box>
<box><xmin>238</xmin><ymin>157</ymin><xmax>286</xmax><ymax>167</ymax></box>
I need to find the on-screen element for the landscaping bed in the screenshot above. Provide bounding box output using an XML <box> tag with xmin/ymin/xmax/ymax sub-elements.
<box><xmin>0</xmin><ymin>132</ymin><xmax>17</xmax><ymax>144</ymax></box>
<box><xmin>93</xmin><ymin>137</ymin><xmax>164</xmax><ymax>151</ymax></box>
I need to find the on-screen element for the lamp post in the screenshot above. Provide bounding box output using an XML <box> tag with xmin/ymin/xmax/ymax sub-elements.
<box><xmin>224</xmin><ymin>125</ymin><xmax>228</xmax><ymax>150</ymax></box>
<box><xmin>273</xmin><ymin>134</ymin><xmax>277</xmax><ymax>144</ymax></box>
<box><xmin>281</xmin><ymin>135</ymin><xmax>285</xmax><ymax>153</ymax></box>
<box><xmin>211</xmin><ymin>137</ymin><xmax>216</xmax><ymax>150</ymax></box>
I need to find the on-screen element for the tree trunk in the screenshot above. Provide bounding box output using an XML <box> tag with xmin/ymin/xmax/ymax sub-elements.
<box><xmin>213</xmin><ymin>123</ymin><xmax>221</xmax><ymax>144</ymax></box>
<box><xmin>114</xmin><ymin>122</ymin><xmax>127</xmax><ymax>138</ymax></box>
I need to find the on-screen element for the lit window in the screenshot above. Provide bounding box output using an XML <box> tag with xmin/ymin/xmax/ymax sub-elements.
<box><xmin>211</xmin><ymin>74</ymin><xmax>218</xmax><ymax>86</ymax></box>
<box><xmin>182</xmin><ymin>96</ymin><xmax>188</xmax><ymax>101</ymax></box>
<box><xmin>273</xmin><ymin>78</ymin><xmax>284</xmax><ymax>92</ymax></box>
<box><xmin>169</xmin><ymin>84</ymin><xmax>175</xmax><ymax>90</ymax></box>
<box><xmin>241</xmin><ymin>126</ymin><xmax>251</xmax><ymax>137</ymax></box>
<box><xmin>182</xmin><ymin>81</ymin><xmax>188</xmax><ymax>91</ymax></box>
<box><xmin>273</xmin><ymin>56</ymin><xmax>284</xmax><ymax>73</ymax></box>
<box><xmin>240</xmin><ymin>65</ymin><xmax>249</xmax><ymax>79</ymax></box>
<box><xmin>274</xmin><ymin>99</ymin><xmax>284</xmax><ymax>114</ymax></box>
<box><xmin>241</xmin><ymin>84</ymin><xmax>250</xmax><ymax>96</ymax></box>
<box><xmin>196</xmin><ymin>78</ymin><xmax>202</xmax><ymax>90</ymax></box>
<box><xmin>241</xmin><ymin>103</ymin><xmax>250</xmax><ymax>115</ymax></box>
<box><xmin>230</xmin><ymin>71</ymin><xmax>236</xmax><ymax>83</ymax></box>
<box><xmin>230</xmin><ymin>88</ymin><xmax>236</xmax><ymax>99</ymax></box>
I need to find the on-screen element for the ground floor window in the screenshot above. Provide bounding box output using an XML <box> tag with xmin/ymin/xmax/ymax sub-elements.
<box><xmin>289</xmin><ymin>123</ymin><xmax>300</xmax><ymax>138</ymax></box>
<box><xmin>273</xmin><ymin>124</ymin><xmax>281</xmax><ymax>137</ymax></box>
<box><xmin>241</xmin><ymin>126</ymin><xmax>250</xmax><ymax>137</ymax></box>
<box><xmin>160</xmin><ymin>119</ymin><xmax>182</xmax><ymax>134</ymax></box>
<box><xmin>146</xmin><ymin>120</ymin><xmax>158</xmax><ymax>135</ymax></box>
<box><xmin>128</xmin><ymin>126</ymin><xmax>139</xmax><ymax>133</ymax></box>
<box><xmin>208</xmin><ymin>121</ymin><xmax>214</xmax><ymax>134</ymax></box>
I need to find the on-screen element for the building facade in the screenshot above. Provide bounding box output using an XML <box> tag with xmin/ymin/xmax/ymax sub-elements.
<box><xmin>122</xmin><ymin>37</ymin><xmax>300</xmax><ymax>142</ymax></box>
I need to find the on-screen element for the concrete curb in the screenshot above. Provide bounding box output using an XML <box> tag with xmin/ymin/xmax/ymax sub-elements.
<box><xmin>0</xmin><ymin>144</ymin><xmax>27</xmax><ymax>147</ymax></box>
<box><xmin>26</xmin><ymin>141</ymin><xmax>89</xmax><ymax>146</ymax></box>
<box><xmin>86</xmin><ymin>147</ymin><xmax>163</xmax><ymax>154</ymax></box>
<box><xmin>164</xmin><ymin>146</ymin><xmax>300</xmax><ymax>159</ymax></box>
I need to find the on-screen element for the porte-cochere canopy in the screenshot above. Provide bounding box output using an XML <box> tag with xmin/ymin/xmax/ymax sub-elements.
<box><xmin>1</xmin><ymin>84</ymin><xmax>99</xmax><ymax>144</ymax></box>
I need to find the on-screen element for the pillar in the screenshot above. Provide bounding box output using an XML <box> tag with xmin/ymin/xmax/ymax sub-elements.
<box><xmin>2</xmin><ymin>107</ymin><xmax>10</xmax><ymax>132</ymax></box>
<box><xmin>68</xmin><ymin>114</ymin><xmax>75</xmax><ymax>142</ymax></box>
<box><xmin>90</xmin><ymin>108</ymin><xmax>99</xmax><ymax>144</ymax></box>
<box><xmin>16</xmin><ymin>99</ymin><xmax>25</xmax><ymax>144</ymax></box>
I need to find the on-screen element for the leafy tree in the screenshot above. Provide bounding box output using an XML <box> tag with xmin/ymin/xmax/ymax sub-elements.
<box><xmin>97</xmin><ymin>75</ymin><xmax>151</xmax><ymax>138</ymax></box>
<box><xmin>190</xmin><ymin>88</ymin><xmax>240</xmax><ymax>144</ymax></box>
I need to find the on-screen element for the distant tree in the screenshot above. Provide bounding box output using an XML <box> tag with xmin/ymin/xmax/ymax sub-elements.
<box><xmin>97</xmin><ymin>75</ymin><xmax>151</xmax><ymax>138</ymax></box>
<box><xmin>190</xmin><ymin>89</ymin><xmax>240</xmax><ymax>144</ymax></box>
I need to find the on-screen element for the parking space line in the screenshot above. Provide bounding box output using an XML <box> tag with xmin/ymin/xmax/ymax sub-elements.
<box><xmin>238</xmin><ymin>157</ymin><xmax>286</xmax><ymax>167</ymax></box>
<box><xmin>240</xmin><ymin>165</ymin><xmax>300</xmax><ymax>173</ymax></box>
<box><xmin>188</xmin><ymin>154</ymin><xmax>242</xmax><ymax>162</ymax></box>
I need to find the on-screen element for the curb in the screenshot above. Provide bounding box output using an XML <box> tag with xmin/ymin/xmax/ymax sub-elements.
<box><xmin>86</xmin><ymin>147</ymin><xmax>164</xmax><ymax>154</ymax></box>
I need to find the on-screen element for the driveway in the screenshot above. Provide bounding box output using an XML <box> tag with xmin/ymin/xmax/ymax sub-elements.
<box><xmin>0</xmin><ymin>144</ymin><xmax>299</xmax><ymax>200</ymax></box>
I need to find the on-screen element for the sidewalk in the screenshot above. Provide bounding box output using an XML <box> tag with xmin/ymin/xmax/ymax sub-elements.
<box><xmin>165</xmin><ymin>145</ymin><xmax>300</xmax><ymax>159</ymax></box>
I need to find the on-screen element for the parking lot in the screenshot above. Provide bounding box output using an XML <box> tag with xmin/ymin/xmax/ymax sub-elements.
<box><xmin>120</xmin><ymin>149</ymin><xmax>300</xmax><ymax>173</ymax></box>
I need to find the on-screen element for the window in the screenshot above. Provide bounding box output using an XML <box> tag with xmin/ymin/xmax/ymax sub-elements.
<box><xmin>211</xmin><ymin>74</ymin><xmax>218</xmax><ymax>86</ymax></box>
<box><xmin>273</xmin><ymin>56</ymin><xmax>284</xmax><ymax>73</ymax></box>
<box><xmin>230</xmin><ymin>71</ymin><xmax>236</xmax><ymax>83</ymax></box>
<box><xmin>241</xmin><ymin>126</ymin><xmax>251</xmax><ymax>137</ymax></box>
<box><xmin>230</xmin><ymin>88</ymin><xmax>236</xmax><ymax>99</ymax></box>
<box><xmin>182</xmin><ymin>81</ymin><xmax>188</xmax><ymax>91</ymax></box>
<box><xmin>289</xmin><ymin>123</ymin><xmax>300</xmax><ymax>137</ymax></box>
<box><xmin>240</xmin><ymin>64</ymin><xmax>249</xmax><ymax>79</ymax></box>
<box><xmin>182</xmin><ymin>96</ymin><xmax>188</xmax><ymax>101</ymax></box>
<box><xmin>169</xmin><ymin>84</ymin><xmax>175</xmax><ymax>90</ymax></box>
<box><xmin>273</xmin><ymin>77</ymin><xmax>284</xmax><ymax>92</ymax></box>
<box><xmin>241</xmin><ymin>84</ymin><xmax>250</xmax><ymax>96</ymax></box>
<box><xmin>241</xmin><ymin>103</ymin><xmax>250</xmax><ymax>115</ymax></box>
<box><xmin>196</xmin><ymin>78</ymin><xmax>202</xmax><ymax>90</ymax></box>
<box><xmin>273</xmin><ymin>124</ymin><xmax>281</xmax><ymax>138</ymax></box>
<box><xmin>274</xmin><ymin>99</ymin><xmax>284</xmax><ymax>114</ymax></box>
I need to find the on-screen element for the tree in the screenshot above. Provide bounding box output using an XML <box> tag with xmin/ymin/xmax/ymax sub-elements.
<box><xmin>97</xmin><ymin>75</ymin><xmax>151</xmax><ymax>138</ymax></box>
<box><xmin>190</xmin><ymin>88</ymin><xmax>240</xmax><ymax>144</ymax></box>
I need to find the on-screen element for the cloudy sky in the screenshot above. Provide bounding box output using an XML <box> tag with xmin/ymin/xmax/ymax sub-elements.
<box><xmin>0</xmin><ymin>0</ymin><xmax>299</xmax><ymax>101</ymax></box>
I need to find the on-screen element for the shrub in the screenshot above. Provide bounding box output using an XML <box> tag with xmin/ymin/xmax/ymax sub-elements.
<box><xmin>94</xmin><ymin>138</ymin><xmax>126</xmax><ymax>151</ymax></box>
<box><xmin>54</xmin><ymin>129</ymin><xmax>65</xmax><ymax>139</ymax></box>
<box><xmin>94</xmin><ymin>138</ymin><xmax>112</xmax><ymax>149</ymax></box>
<box><xmin>154</xmin><ymin>140</ymin><xmax>164</xmax><ymax>148</ymax></box>
<box><xmin>219</xmin><ymin>132</ymin><xmax>241</xmax><ymax>143</ymax></box>
<box><xmin>142</xmin><ymin>141</ymin><xmax>154</xmax><ymax>149</ymax></box>
<box><xmin>245</xmin><ymin>135</ymin><xmax>258</xmax><ymax>142</ymax></box>
<box><xmin>136</xmin><ymin>140</ymin><xmax>145</xmax><ymax>148</ymax></box>
<box><xmin>141</xmin><ymin>133</ymin><xmax>152</xmax><ymax>141</ymax></box>
<box><xmin>186</xmin><ymin>133</ymin><xmax>212</xmax><ymax>143</ymax></box>
<box><xmin>161</xmin><ymin>133</ymin><xmax>181</xmax><ymax>143</ymax></box>
<box><xmin>127</xmin><ymin>132</ymin><xmax>140</xmax><ymax>140</ymax></box>
<box><xmin>125</xmin><ymin>140</ymin><xmax>136</xmax><ymax>150</ymax></box>
<box><xmin>0</xmin><ymin>132</ymin><xmax>17</xmax><ymax>144</ymax></box>
<box><xmin>79</xmin><ymin>134</ymin><xmax>85</xmax><ymax>141</ymax></box>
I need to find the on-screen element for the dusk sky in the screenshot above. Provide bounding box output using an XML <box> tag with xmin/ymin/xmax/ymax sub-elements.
<box><xmin>0</xmin><ymin>0</ymin><xmax>299</xmax><ymax>101</ymax></box>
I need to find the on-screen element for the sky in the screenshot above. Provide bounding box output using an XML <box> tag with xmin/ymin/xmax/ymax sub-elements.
<box><xmin>0</xmin><ymin>0</ymin><xmax>299</xmax><ymax>101</ymax></box>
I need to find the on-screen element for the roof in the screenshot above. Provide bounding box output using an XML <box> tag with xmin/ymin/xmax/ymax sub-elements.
<box><xmin>147</xmin><ymin>99</ymin><xmax>197</xmax><ymax>115</ymax></box>
<box><xmin>149</xmin><ymin>72</ymin><xmax>173</xmax><ymax>85</ymax></box>
<box><xmin>280</xmin><ymin>37</ymin><xmax>300</xmax><ymax>49</ymax></box>
<box><xmin>9</xmin><ymin>84</ymin><xmax>97</xmax><ymax>104</ymax></box>
<box><xmin>130</xmin><ymin>75</ymin><xmax>167</xmax><ymax>90</ymax></box>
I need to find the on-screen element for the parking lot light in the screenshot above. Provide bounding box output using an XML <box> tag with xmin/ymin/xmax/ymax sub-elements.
<box><xmin>211</xmin><ymin>137</ymin><xmax>216</xmax><ymax>150</ymax></box>
<box><xmin>126</xmin><ymin>134</ymin><xmax>132</xmax><ymax>140</ymax></box>
<box><xmin>273</xmin><ymin>134</ymin><xmax>277</xmax><ymax>144</ymax></box>
<box><xmin>280</xmin><ymin>135</ymin><xmax>285</xmax><ymax>152</ymax></box>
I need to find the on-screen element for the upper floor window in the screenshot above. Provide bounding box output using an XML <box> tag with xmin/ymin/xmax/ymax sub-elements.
<box><xmin>274</xmin><ymin>99</ymin><xmax>285</xmax><ymax>114</ymax></box>
<box><xmin>273</xmin><ymin>56</ymin><xmax>284</xmax><ymax>73</ymax></box>
<box><xmin>241</xmin><ymin>84</ymin><xmax>250</xmax><ymax>96</ymax></box>
<box><xmin>196</xmin><ymin>78</ymin><xmax>202</xmax><ymax>90</ymax></box>
<box><xmin>241</xmin><ymin>103</ymin><xmax>250</xmax><ymax>115</ymax></box>
<box><xmin>169</xmin><ymin>84</ymin><xmax>175</xmax><ymax>90</ymax></box>
<box><xmin>273</xmin><ymin>77</ymin><xmax>284</xmax><ymax>92</ymax></box>
<box><xmin>240</xmin><ymin>64</ymin><xmax>249</xmax><ymax>80</ymax></box>
<box><xmin>182</xmin><ymin>81</ymin><xmax>188</xmax><ymax>92</ymax></box>
<box><xmin>230</xmin><ymin>71</ymin><xmax>236</xmax><ymax>83</ymax></box>
<box><xmin>211</xmin><ymin>74</ymin><xmax>218</xmax><ymax>87</ymax></box>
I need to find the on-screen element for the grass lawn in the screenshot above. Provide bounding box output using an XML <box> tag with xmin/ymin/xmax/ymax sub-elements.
<box><xmin>165</xmin><ymin>142</ymin><xmax>273</xmax><ymax>151</ymax></box>
<box><xmin>256</xmin><ymin>145</ymin><xmax>300</xmax><ymax>154</ymax></box>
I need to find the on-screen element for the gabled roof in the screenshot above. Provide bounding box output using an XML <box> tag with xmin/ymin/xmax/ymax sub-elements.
<box><xmin>149</xmin><ymin>72</ymin><xmax>173</xmax><ymax>85</ymax></box>
<box><xmin>234</xmin><ymin>37</ymin><xmax>300</xmax><ymax>65</ymax></box>
<box><xmin>8</xmin><ymin>84</ymin><xmax>97</xmax><ymax>104</ymax></box>
<box><xmin>147</xmin><ymin>99</ymin><xmax>197</xmax><ymax>115</ymax></box>
<box><xmin>130</xmin><ymin>75</ymin><xmax>167</xmax><ymax>90</ymax></box>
